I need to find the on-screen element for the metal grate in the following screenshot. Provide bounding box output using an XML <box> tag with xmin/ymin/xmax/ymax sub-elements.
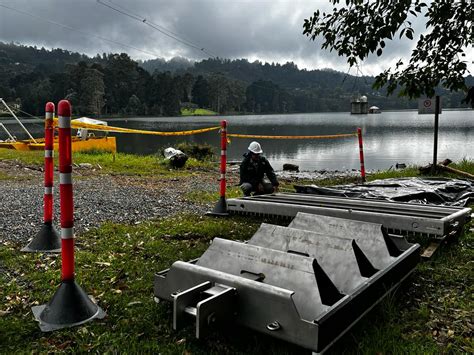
<box><xmin>227</xmin><ymin>193</ymin><xmax>471</xmax><ymax>238</ymax></box>
<box><xmin>154</xmin><ymin>213</ymin><xmax>421</xmax><ymax>353</ymax></box>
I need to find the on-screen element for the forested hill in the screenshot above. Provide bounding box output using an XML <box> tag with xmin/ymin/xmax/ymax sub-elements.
<box><xmin>0</xmin><ymin>42</ymin><xmax>471</xmax><ymax>117</ymax></box>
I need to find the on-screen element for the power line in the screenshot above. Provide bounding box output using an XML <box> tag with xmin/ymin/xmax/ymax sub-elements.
<box><xmin>0</xmin><ymin>3</ymin><xmax>162</xmax><ymax>58</ymax></box>
<box><xmin>99</xmin><ymin>0</ymin><xmax>206</xmax><ymax>52</ymax></box>
<box><xmin>0</xmin><ymin>2</ymin><xmax>307</xmax><ymax>97</ymax></box>
<box><xmin>97</xmin><ymin>0</ymin><xmax>218</xmax><ymax>58</ymax></box>
<box><xmin>95</xmin><ymin>1</ymin><xmax>286</xmax><ymax>94</ymax></box>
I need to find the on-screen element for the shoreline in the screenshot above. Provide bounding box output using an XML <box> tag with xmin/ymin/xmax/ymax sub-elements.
<box><xmin>3</xmin><ymin>106</ymin><xmax>473</xmax><ymax>121</ymax></box>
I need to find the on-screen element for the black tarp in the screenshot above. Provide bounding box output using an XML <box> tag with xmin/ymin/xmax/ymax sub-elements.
<box><xmin>294</xmin><ymin>177</ymin><xmax>474</xmax><ymax>206</ymax></box>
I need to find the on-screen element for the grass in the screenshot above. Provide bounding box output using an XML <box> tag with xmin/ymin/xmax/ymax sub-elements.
<box><xmin>328</xmin><ymin>225</ymin><xmax>474</xmax><ymax>354</ymax></box>
<box><xmin>368</xmin><ymin>165</ymin><xmax>421</xmax><ymax>180</ymax></box>
<box><xmin>367</xmin><ymin>159</ymin><xmax>474</xmax><ymax>181</ymax></box>
<box><xmin>0</xmin><ymin>171</ymin><xmax>11</xmax><ymax>180</ymax></box>
<box><xmin>0</xmin><ymin>213</ymin><xmax>472</xmax><ymax>354</ymax></box>
<box><xmin>445</xmin><ymin>158</ymin><xmax>474</xmax><ymax>176</ymax></box>
<box><xmin>1</xmin><ymin>151</ymin><xmax>473</xmax><ymax>353</ymax></box>
<box><xmin>0</xmin><ymin>214</ymin><xmax>296</xmax><ymax>354</ymax></box>
<box><xmin>185</xmin><ymin>186</ymin><xmax>242</xmax><ymax>203</ymax></box>
<box><xmin>0</xmin><ymin>149</ymin><xmax>44</xmax><ymax>166</ymax></box>
<box><xmin>2</xmin><ymin>149</ymin><xmax>472</xmax><ymax>182</ymax></box>
<box><xmin>180</xmin><ymin>108</ymin><xmax>217</xmax><ymax>116</ymax></box>
<box><xmin>0</xmin><ymin>149</ymin><xmax>215</xmax><ymax>177</ymax></box>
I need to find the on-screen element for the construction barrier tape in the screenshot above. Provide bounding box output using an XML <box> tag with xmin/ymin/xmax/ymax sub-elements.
<box><xmin>52</xmin><ymin>118</ymin><xmax>357</xmax><ymax>139</ymax></box>
<box><xmin>52</xmin><ymin>118</ymin><xmax>220</xmax><ymax>136</ymax></box>
<box><xmin>226</xmin><ymin>133</ymin><xmax>358</xmax><ymax>139</ymax></box>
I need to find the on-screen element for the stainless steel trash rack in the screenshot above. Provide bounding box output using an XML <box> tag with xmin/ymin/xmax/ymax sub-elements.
<box><xmin>226</xmin><ymin>193</ymin><xmax>471</xmax><ymax>238</ymax></box>
<box><xmin>154</xmin><ymin>213</ymin><xmax>421</xmax><ymax>353</ymax></box>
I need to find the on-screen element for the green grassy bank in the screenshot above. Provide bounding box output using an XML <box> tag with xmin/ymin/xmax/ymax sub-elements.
<box><xmin>0</xmin><ymin>150</ymin><xmax>473</xmax><ymax>353</ymax></box>
<box><xmin>180</xmin><ymin>108</ymin><xmax>217</xmax><ymax>116</ymax></box>
<box><xmin>0</xmin><ymin>149</ymin><xmax>214</xmax><ymax>178</ymax></box>
<box><xmin>0</xmin><ymin>214</ymin><xmax>472</xmax><ymax>354</ymax></box>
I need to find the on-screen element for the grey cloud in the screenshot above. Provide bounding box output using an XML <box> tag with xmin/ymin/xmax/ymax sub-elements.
<box><xmin>1</xmin><ymin>0</ymin><xmax>465</xmax><ymax>76</ymax></box>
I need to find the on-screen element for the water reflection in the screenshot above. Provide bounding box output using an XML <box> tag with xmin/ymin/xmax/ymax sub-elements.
<box><xmin>2</xmin><ymin>110</ymin><xmax>473</xmax><ymax>170</ymax></box>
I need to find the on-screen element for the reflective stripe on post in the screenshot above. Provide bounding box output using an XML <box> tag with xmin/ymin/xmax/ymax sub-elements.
<box><xmin>219</xmin><ymin>120</ymin><xmax>227</xmax><ymax>198</ymax></box>
<box><xmin>357</xmin><ymin>128</ymin><xmax>366</xmax><ymax>183</ymax></box>
<box><xmin>32</xmin><ymin>98</ymin><xmax>105</xmax><ymax>330</ymax></box>
<box><xmin>58</xmin><ymin>100</ymin><xmax>75</xmax><ymax>281</ymax></box>
<box><xmin>44</xmin><ymin>102</ymin><xmax>55</xmax><ymax>224</ymax></box>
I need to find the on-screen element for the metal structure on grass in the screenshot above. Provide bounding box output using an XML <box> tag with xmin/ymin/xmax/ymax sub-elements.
<box><xmin>154</xmin><ymin>213</ymin><xmax>421</xmax><ymax>353</ymax></box>
<box><xmin>226</xmin><ymin>193</ymin><xmax>471</xmax><ymax>239</ymax></box>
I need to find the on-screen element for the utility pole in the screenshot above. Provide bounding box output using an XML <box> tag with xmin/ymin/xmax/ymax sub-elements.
<box><xmin>431</xmin><ymin>95</ymin><xmax>440</xmax><ymax>174</ymax></box>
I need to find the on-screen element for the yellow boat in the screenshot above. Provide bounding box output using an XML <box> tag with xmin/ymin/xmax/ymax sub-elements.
<box><xmin>0</xmin><ymin>101</ymin><xmax>117</xmax><ymax>153</ymax></box>
<box><xmin>0</xmin><ymin>135</ymin><xmax>117</xmax><ymax>153</ymax></box>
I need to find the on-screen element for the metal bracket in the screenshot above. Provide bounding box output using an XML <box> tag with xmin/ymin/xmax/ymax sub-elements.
<box><xmin>173</xmin><ymin>281</ymin><xmax>236</xmax><ymax>338</ymax></box>
<box><xmin>196</xmin><ymin>285</ymin><xmax>236</xmax><ymax>338</ymax></box>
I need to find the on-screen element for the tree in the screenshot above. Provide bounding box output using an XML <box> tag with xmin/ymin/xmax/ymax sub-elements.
<box><xmin>126</xmin><ymin>94</ymin><xmax>142</xmax><ymax>115</ymax></box>
<box><xmin>177</xmin><ymin>72</ymin><xmax>195</xmax><ymax>102</ymax></box>
<box><xmin>208</xmin><ymin>73</ymin><xmax>228</xmax><ymax>113</ymax></box>
<box><xmin>79</xmin><ymin>68</ymin><xmax>105</xmax><ymax>116</ymax></box>
<box><xmin>303</xmin><ymin>0</ymin><xmax>473</xmax><ymax>100</ymax></box>
<box><xmin>245</xmin><ymin>80</ymin><xmax>288</xmax><ymax>113</ymax></box>
<box><xmin>191</xmin><ymin>75</ymin><xmax>210</xmax><ymax>109</ymax></box>
<box><xmin>103</xmin><ymin>53</ymin><xmax>140</xmax><ymax>114</ymax></box>
<box><xmin>150</xmin><ymin>72</ymin><xmax>180</xmax><ymax>116</ymax></box>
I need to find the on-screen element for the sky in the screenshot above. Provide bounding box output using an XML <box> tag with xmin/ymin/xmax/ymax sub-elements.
<box><xmin>0</xmin><ymin>0</ymin><xmax>472</xmax><ymax>76</ymax></box>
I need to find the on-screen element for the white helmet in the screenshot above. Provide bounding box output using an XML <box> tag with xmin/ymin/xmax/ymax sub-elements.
<box><xmin>248</xmin><ymin>141</ymin><xmax>263</xmax><ymax>154</ymax></box>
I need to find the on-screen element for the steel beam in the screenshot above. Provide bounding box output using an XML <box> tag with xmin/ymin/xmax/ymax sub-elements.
<box><xmin>154</xmin><ymin>203</ymin><xmax>427</xmax><ymax>353</ymax></box>
<box><xmin>154</xmin><ymin>239</ymin><xmax>420</xmax><ymax>353</ymax></box>
<box><xmin>227</xmin><ymin>194</ymin><xmax>471</xmax><ymax>237</ymax></box>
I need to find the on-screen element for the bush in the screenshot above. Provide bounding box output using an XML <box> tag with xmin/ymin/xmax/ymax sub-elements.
<box><xmin>176</xmin><ymin>142</ymin><xmax>215</xmax><ymax>161</ymax></box>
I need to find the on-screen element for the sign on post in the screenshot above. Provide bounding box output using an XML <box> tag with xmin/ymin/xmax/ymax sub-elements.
<box><xmin>418</xmin><ymin>97</ymin><xmax>442</xmax><ymax>114</ymax></box>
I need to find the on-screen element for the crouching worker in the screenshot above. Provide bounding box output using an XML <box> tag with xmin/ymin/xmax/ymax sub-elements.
<box><xmin>239</xmin><ymin>141</ymin><xmax>279</xmax><ymax>196</ymax></box>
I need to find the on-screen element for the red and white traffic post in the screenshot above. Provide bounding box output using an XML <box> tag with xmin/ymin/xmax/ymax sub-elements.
<box><xmin>58</xmin><ymin>100</ymin><xmax>75</xmax><ymax>281</ymax></box>
<box><xmin>208</xmin><ymin>120</ymin><xmax>229</xmax><ymax>216</ymax></box>
<box><xmin>32</xmin><ymin>100</ymin><xmax>104</xmax><ymax>332</ymax></box>
<box><xmin>23</xmin><ymin>102</ymin><xmax>61</xmax><ymax>252</ymax></box>
<box><xmin>357</xmin><ymin>128</ymin><xmax>366</xmax><ymax>183</ymax></box>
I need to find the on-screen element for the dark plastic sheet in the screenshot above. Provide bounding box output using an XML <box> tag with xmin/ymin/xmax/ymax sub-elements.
<box><xmin>294</xmin><ymin>177</ymin><xmax>474</xmax><ymax>207</ymax></box>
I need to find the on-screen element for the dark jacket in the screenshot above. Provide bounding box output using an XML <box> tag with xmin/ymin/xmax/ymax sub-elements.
<box><xmin>239</xmin><ymin>152</ymin><xmax>279</xmax><ymax>187</ymax></box>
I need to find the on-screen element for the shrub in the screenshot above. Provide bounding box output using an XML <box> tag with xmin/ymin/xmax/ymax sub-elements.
<box><xmin>176</xmin><ymin>142</ymin><xmax>215</xmax><ymax>161</ymax></box>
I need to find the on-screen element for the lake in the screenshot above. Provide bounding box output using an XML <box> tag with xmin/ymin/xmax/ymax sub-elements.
<box><xmin>2</xmin><ymin>110</ymin><xmax>473</xmax><ymax>171</ymax></box>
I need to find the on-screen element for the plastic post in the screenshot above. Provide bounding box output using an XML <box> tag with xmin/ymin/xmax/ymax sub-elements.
<box><xmin>219</xmin><ymin>120</ymin><xmax>227</xmax><ymax>198</ymax></box>
<box><xmin>22</xmin><ymin>102</ymin><xmax>60</xmax><ymax>253</ymax></box>
<box><xmin>357</xmin><ymin>128</ymin><xmax>366</xmax><ymax>183</ymax></box>
<box><xmin>58</xmin><ymin>100</ymin><xmax>75</xmax><ymax>281</ymax></box>
<box><xmin>32</xmin><ymin>99</ymin><xmax>105</xmax><ymax>332</ymax></box>
<box><xmin>44</xmin><ymin>102</ymin><xmax>55</xmax><ymax>223</ymax></box>
<box><xmin>206</xmin><ymin>120</ymin><xmax>229</xmax><ymax>216</ymax></box>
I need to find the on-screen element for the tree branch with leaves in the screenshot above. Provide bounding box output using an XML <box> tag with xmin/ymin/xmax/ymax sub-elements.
<box><xmin>303</xmin><ymin>0</ymin><xmax>473</xmax><ymax>101</ymax></box>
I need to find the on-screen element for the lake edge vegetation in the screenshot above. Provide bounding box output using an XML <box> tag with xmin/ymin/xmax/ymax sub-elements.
<box><xmin>1</xmin><ymin>42</ymin><xmax>473</xmax><ymax>120</ymax></box>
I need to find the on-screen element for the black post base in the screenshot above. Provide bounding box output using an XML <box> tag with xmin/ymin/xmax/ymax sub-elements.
<box><xmin>206</xmin><ymin>196</ymin><xmax>229</xmax><ymax>216</ymax></box>
<box><xmin>32</xmin><ymin>279</ymin><xmax>105</xmax><ymax>332</ymax></box>
<box><xmin>22</xmin><ymin>222</ymin><xmax>61</xmax><ymax>253</ymax></box>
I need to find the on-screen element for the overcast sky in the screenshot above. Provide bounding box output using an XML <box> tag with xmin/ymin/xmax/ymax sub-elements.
<box><xmin>0</xmin><ymin>0</ymin><xmax>472</xmax><ymax>76</ymax></box>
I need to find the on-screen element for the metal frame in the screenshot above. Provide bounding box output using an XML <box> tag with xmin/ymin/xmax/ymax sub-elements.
<box><xmin>154</xmin><ymin>213</ymin><xmax>421</xmax><ymax>353</ymax></box>
<box><xmin>227</xmin><ymin>193</ymin><xmax>471</xmax><ymax>237</ymax></box>
<box><xmin>0</xmin><ymin>122</ymin><xmax>15</xmax><ymax>141</ymax></box>
<box><xmin>0</xmin><ymin>98</ymin><xmax>37</xmax><ymax>143</ymax></box>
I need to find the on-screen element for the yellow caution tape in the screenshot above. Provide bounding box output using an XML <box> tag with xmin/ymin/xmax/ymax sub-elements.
<box><xmin>52</xmin><ymin>117</ymin><xmax>356</xmax><ymax>139</ymax></box>
<box><xmin>227</xmin><ymin>133</ymin><xmax>358</xmax><ymax>139</ymax></box>
<box><xmin>53</xmin><ymin>118</ymin><xmax>220</xmax><ymax>136</ymax></box>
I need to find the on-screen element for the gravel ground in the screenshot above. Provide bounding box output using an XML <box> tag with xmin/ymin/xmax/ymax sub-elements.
<box><xmin>0</xmin><ymin>160</ymin><xmax>364</xmax><ymax>245</ymax></box>
<box><xmin>0</xmin><ymin>162</ymin><xmax>217</xmax><ymax>245</ymax></box>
